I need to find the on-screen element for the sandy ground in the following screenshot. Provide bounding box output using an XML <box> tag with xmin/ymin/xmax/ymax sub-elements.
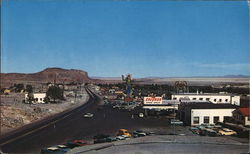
<box><xmin>0</xmin><ymin>89</ymin><xmax>89</xmax><ymax>135</ymax></box>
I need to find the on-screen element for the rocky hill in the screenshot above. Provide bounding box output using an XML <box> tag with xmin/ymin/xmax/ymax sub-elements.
<box><xmin>0</xmin><ymin>68</ymin><xmax>92</xmax><ymax>88</ymax></box>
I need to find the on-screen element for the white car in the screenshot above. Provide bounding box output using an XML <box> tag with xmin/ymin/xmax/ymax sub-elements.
<box><xmin>116</xmin><ymin>136</ymin><xmax>126</xmax><ymax>140</ymax></box>
<box><xmin>83</xmin><ymin>113</ymin><xmax>94</xmax><ymax>118</ymax></box>
<box><xmin>139</xmin><ymin>113</ymin><xmax>144</xmax><ymax>118</ymax></box>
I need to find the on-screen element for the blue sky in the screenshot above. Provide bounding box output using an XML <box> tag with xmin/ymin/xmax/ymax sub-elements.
<box><xmin>2</xmin><ymin>0</ymin><xmax>249</xmax><ymax>77</ymax></box>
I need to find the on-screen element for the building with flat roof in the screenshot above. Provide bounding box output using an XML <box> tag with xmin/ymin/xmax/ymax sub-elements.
<box><xmin>179</xmin><ymin>102</ymin><xmax>237</xmax><ymax>126</ymax></box>
<box><xmin>172</xmin><ymin>93</ymin><xmax>240</xmax><ymax>106</ymax></box>
<box><xmin>25</xmin><ymin>93</ymin><xmax>46</xmax><ymax>104</ymax></box>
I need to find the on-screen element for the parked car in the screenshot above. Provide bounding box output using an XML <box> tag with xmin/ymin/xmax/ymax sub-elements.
<box><xmin>106</xmin><ymin>137</ymin><xmax>118</xmax><ymax>142</ymax></box>
<box><xmin>133</xmin><ymin>130</ymin><xmax>146</xmax><ymax>137</ymax></box>
<box><xmin>218</xmin><ymin>128</ymin><xmax>237</xmax><ymax>136</ymax></box>
<box><xmin>66</xmin><ymin>140</ymin><xmax>88</xmax><ymax>148</ymax></box>
<box><xmin>190</xmin><ymin>127</ymin><xmax>200</xmax><ymax>135</ymax></box>
<box><xmin>83</xmin><ymin>113</ymin><xmax>94</xmax><ymax>118</ymax></box>
<box><xmin>113</xmin><ymin>104</ymin><xmax>120</xmax><ymax>109</ymax></box>
<box><xmin>197</xmin><ymin>126</ymin><xmax>206</xmax><ymax>136</ymax></box>
<box><xmin>204</xmin><ymin>128</ymin><xmax>218</xmax><ymax>137</ymax></box>
<box><xmin>201</xmin><ymin>123</ymin><xmax>213</xmax><ymax>128</ymax></box>
<box><xmin>139</xmin><ymin>113</ymin><xmax>144</xmax><ymax>118</ymax></box>
<box><xmin>121</xmin><ymin>135</ymin><xmax>131</xmax><ymax>139</ymax></box>
<box><xmin>56</xmin><ymin>145</ymin><xmax>71</xmax><ymax>153</ymax></box>
<box><xmin>170</xmin><ymin>119</ymin><xmax>183</xmax><ymax>126</ymax></box>
<box><xmin>93</xmin><ymin>134</ymin><xmax>110</xmax><ymax>139</ymax></box>
<box><xmin>94</xmin><ymin>138</ymin><xmax>108</xmax><ymax>144</ymax></box>
<box><xmin>116</xmin><ymin>135</ymin><xmax>126</xmax><ymax>140</ymax></box>
<box><xmin>41</xmin><ymin>146</ymin><xmax>65</xmax><ymax>154</ymax></box>
<box><xmin>93</xmin><ymin>134</ymin><xmax>110</xmax><ymax>144</ymax></box>
<box><xmin>117</xmin><ymin>129</ymin><xmax>132</xmax><ymax>137</ymax></box>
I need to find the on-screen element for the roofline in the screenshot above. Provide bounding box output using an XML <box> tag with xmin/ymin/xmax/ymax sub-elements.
<box><xmin>172</xmin><ymin>93</ymin><xmax>239</xmax><ymax>96</ymax></box>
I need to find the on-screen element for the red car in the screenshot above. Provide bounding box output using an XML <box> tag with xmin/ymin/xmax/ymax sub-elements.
<box><xmin>66</xmin><ymin>140</ymin><xmax>88</xmax><ymax>148</ymax></box>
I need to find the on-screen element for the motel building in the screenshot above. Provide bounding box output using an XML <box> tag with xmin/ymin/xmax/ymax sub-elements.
<box><xmin>25</xmin><ymin>93</ymin><xmax>46</xmax><ymax>104</ymax></box>
<box><xmin>179</xmin><ymin>102</ymin><xmax>237</xmax><ymax>126</ymax></box>
<box><xmin>171</xmin><ymin>92</ymin><xmax>240</xmax><ymax>106</ymax></box>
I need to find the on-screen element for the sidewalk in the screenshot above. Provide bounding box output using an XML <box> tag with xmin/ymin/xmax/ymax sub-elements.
<box><xmin>68</xmin><ymin>135</ymin><xmax>249</xmax><ymax>154</ymax></box>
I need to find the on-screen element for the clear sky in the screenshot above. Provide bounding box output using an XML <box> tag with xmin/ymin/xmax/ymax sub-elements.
<box><xmin>2</xmin><ymin>0</ymin><xmax>249</xmax><ymax>77</ymax></box>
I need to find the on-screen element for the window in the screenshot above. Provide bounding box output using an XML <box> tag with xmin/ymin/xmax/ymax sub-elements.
<box><xmin>40</xmin><ymin>98</ymin><xmax>42</xmax><ymax>101</ymax></box>
<box><xmin>206</xmin><ymin>98</ymin><xmax>210</xmax><ymax>101</ymax></box>
<box><xmin>193</xmin><ymin>98</ymin><xmax>196</xmax><ymax>100</ymax></box>
<box><xmin>214</xmin><ymin>99</ymin><xmax>217</xmax><ymax>102</ymax></box>
<box><xmin>199</xmin><ymin>98</ymin><xmax>203</xmax><ymax>100</ymax></box>
<box><xmin>193</xmin><ymin>117</ymin><xmax>199</xmax><ymax>124</ymax></box>
<box><xmin>213</xmin><ymin>116</ymin><xmax>219</xmax><ymax>123</ymax></box>
<box><xmin>225</xmin><ymin>99</ymin><xmax>228</xmax><ymax>102</ymax></box>
<box><xmin>204</xmin><ymin>116</ymin><xmax>209</xmax><ymax>123</ymax></box>
<box><xmin>173</xmin><ymin>97</ymin><xmax>177</xmax><ymax>100</ymax></box>
<box><xmin>219</xmin><ymin>99</ymin><xmax>222</xmax><ymax>102</ymax></box>
<box><xmin>248</xmin><ymin>117</ymin><xmax>250</xmax><ymax>121</ymax></box>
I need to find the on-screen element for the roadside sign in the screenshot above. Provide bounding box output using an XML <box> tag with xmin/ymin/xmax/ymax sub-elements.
<box><xmin>144</xmin><ymin>97</ymin><xmax>163</xmax><ymax>104</ymax></box>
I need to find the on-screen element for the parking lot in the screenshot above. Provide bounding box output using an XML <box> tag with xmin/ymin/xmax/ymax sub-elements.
<box><xmin>3</xmin><ymin>95</ymin><xmax>248</xmax><ymax>153</ymax></box>
<box><xmin>1</xmin><ymin>96</ymin><xmax>192</xmax><ymax>153</ymax></box>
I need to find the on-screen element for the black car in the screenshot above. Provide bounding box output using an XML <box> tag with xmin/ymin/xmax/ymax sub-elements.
<box><xmin>93</xmin><ymin>134</ymin><xmax>110</xmax><ymax>144</ymax></box>
<box><xmin>133</xmin><ymin>130</ymin><xmax>147</xmax><ymax>137</ymax></box>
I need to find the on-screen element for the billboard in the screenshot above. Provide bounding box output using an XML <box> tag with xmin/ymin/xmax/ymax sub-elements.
<box><xmin>144</xmin><ymin>97</ymin><xmax>163</xmax><ymax>104</ymax></box>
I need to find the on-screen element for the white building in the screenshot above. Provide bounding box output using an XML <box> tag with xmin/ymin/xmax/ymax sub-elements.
<box><xmin>25</xmin><ymin>93</ymin><xmax>46</xmax><ymax>104</ymax></box>
<box><xmin>172</xmin><ymin>93</ymin><xmax>240</xmax><ymax>106</ymax></box>
<box><xmin>179</xmin><ymin>102</ymin><xmax>237</xmax><ymax>126</ymax></box>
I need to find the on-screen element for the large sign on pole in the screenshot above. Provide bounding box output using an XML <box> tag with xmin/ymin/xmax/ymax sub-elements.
<box><xmin>144</xmin><ymin>97</ymin><xmax>163</xmax><ymax>104</ymax></box>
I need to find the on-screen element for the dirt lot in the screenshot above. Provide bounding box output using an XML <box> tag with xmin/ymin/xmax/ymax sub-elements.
<box><xmin>0</xmin><ymin>89</ymin><xmax>89</xmax><ymax>135</ymax></box>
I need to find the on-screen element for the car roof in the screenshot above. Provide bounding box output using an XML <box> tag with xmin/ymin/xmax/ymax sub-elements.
<box><xmin>47</xmin><ymin>147</ymin><xmax>59</xmax><ymax>150</ymax></box>
<box><xmin>57</xmin><ymin>145</ymin><xmax>67</xmax><ymax>148</ymax></box>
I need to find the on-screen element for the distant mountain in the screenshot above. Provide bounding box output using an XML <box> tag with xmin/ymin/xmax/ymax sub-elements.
<box><xmin>222</xmin><ymin>75</ymin><xmax>250</xmax><ymax>78</ymax></box>
<box><xmin>2</xmin><ymin>69</ymin><xmax>249</xmax><ymax>88</ymax></box>
<box><xmin>1</xmin><ymin>68</ymin><xmax>92</xmax><ymax>88</ymax></box>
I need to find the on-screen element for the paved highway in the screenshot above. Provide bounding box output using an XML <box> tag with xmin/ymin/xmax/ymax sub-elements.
<box><xmin>0</xmin><ymin>88</ymin><xmax>101</xmax><ymax>153</ymax></box>
<box><xmin>0</xmin><ymin>88</ymin><xmax>174</xmax><ymax>153</ymax></box>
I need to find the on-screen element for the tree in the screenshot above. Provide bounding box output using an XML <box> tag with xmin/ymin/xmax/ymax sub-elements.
<box><xmin>25</xmin><ymin>85</ymin><xmax>34</xmax><ymax>104</ymax></box>
<box><xmin>27</xmin><ymin>92</ymin><xmax>34</xmax><ymax>104</ymax></box>
<box><xmin>15</xmin><ymin>83</ymin><xmax>24</xmax><ymax>92</ymax></box>
<box><xmin>46</xmin><ymin>85</ymin><xmax>64</xmax><ymax>103</ymax></box>
<box><xmin>26</xmin><ymin>85</ymin><xmax>33</xmax><ymax>93</ymax></box>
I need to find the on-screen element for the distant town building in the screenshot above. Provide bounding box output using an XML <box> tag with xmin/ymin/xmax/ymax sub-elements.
<box><xmin>179</xmin><ymin>102</ymin><xmax>237</xmax><ymax>126</ymax></box>
<box><xmin>171</xmin><ymin>93</ymin><xmax>240</xmax><ymax>106</ymax></box>
<box><xmin>232</xmin><ymin>107</ymin><xmax>250</xmax><ymax>126</ymax></box>
<box><xmin>25</xmin><ymin>93</ymin><xmax>46</xmax><ymax>104</ymax></box>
